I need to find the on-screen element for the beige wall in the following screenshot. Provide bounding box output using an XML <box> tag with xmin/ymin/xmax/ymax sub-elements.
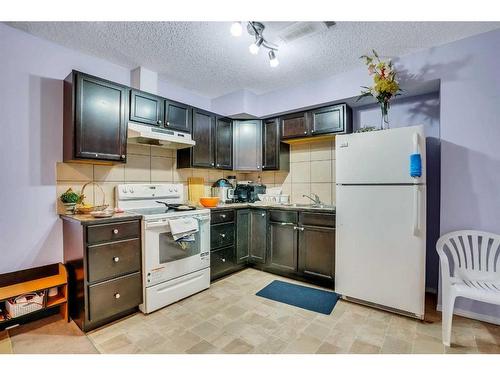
<box><xmin>56</xmin><ymin>140</ymin><xmax>336</xmax><ymax>211</ymax></box>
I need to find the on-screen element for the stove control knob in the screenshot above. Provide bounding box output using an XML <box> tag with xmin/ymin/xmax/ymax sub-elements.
<box><xmin>122</xmin><ymin>188</ymin><xmax>127</xmax><ymax>193</ymax></box>
<box><xmin>129</xmin><ymin>187</ymin><xmax>134</xmax><ymax>193</ymax></box>
<box><xmin>169</xmin><ymin>188</ymin><xmax>173</xmax><ymax>192</ymax></box>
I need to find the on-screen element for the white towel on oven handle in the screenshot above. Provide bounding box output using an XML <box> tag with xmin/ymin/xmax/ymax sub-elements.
<box><xmin>169</xmin><ymin>217</ymin><xmax>199</xmax><ymax>241</ymax></box>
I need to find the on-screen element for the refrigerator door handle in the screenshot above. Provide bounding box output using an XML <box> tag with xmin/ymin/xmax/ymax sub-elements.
<box><xmin>413</xmin><ymin>185</ymin><xmax>420</xmax><ymax>236</ymax></box>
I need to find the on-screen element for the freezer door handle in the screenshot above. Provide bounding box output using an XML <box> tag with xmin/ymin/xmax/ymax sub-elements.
<box><xmin>413</xmin><ymin>185</ymin><xmax>420</xmax><ymax>236</ymax></box>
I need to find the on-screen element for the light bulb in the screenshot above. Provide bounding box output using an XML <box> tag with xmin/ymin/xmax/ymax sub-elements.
<box><xmin>249</xmin><ymin>37</ymin><xmax>263</xmax><ymax>55</ymax></box>
<box><xmin>230</xmin><ymin>22</ymin><xmax>243</xmax><ymax>37</ymax></box>
<box><xmin>249</xmin><ymin>43</ymin><xmax>259</xmax><ymax>55</ymax></box>
<box><xmin>269</xmin><ymin>50</ymin><xmax>279</xmax><ymax>67</ymax></box>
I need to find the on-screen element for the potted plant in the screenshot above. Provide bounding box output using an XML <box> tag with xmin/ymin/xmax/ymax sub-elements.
<box><xmin>358</xmin><ymin>50</ymin><xmax>401</xmax><ymax>129</ymax></box>
<box><xmin>60</xmin><ymin>188</ymin><xmax>83</xmax><ymax>214</ymax></box>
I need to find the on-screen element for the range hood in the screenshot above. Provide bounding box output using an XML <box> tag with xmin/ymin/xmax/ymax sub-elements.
<box><xmin>127</xmin><ymin>122</ymin><xmax>195</xmax><ymax>149</ymax></box>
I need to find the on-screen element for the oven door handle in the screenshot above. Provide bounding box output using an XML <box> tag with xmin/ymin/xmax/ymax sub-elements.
<box><xmin>145</xmin><ymin>220</ymin><xmax>168</xmax><ymax>229</ymax></box>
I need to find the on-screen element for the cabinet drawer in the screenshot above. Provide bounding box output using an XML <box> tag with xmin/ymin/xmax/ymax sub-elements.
<box><xmin>87</xmin><ymin>220</ymin><xmax>140</xmax><ymax>244</ymax></box>
<box><xmin>210</xmin><ymin>223</ymin><xmax>235</xmax><ymax>249</ymax></box>
<box><xmin>211</xmin><ymin>210</ymin><xmax>235</xmax><ymax>224</ymax></box>
<box><xmin>299</xmin><ymin>212</ymin><xmax>335</xmax><ymax>228</ymax></box>
<box><xmin>87</xmin><ymin>238</ymin><xmax>141</xmax><ymax>283</ymax></box>
<box><xmin>211</xmin><ymin>246</ymin><xmax>236</xmax><ymax>280</ymax></box>
<box><xmin>269</xmin><ymin>210</ymin><xmax>298</xmax><ymax>224</ymax></box>
<box><xmin>88</xmin><ymin>272</ymin><xmax>142</xmax><ymax>323</ymax></box>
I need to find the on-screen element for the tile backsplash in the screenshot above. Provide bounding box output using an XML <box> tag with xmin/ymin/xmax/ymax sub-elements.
<box><xmin>245</xmin><ymin>140</ymin><xmax>336</xmax><ymax>205</ymax></box>
<box><xmin>56</xmin><ymin>140</ymin><xmax>336</xmax><ymax>211</ymax></box>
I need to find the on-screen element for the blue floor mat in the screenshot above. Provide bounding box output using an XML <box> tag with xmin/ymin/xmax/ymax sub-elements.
<box><xmin>256</xmin><ymin>280</ymin><xmax>339</xmax><ymax>315</ymax></box>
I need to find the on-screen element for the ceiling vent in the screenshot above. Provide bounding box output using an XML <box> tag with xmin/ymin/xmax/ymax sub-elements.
<box><xmin>276</xmin><ymin>21</ymin><xmax>336</xmax><ymax>44</ymax></box>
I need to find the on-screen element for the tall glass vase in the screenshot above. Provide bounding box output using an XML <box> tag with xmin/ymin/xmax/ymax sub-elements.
<box><xmin>380</xmin><ymin>102</ymin><xmax>390</xmax><ymax>130</ymax></box>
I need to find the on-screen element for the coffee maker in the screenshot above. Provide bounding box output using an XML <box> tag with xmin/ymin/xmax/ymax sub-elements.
<box><xmin>211</xmin><ymin>179</ymin><xmax>235</xmax><ymax>203</ymax></box>
<box><xmin>233</xmin><ymin>182</ymin><xmax>266</xmax><ymax>203</ymax></box>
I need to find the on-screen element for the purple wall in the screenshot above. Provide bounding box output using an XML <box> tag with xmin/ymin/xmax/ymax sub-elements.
<box><xmin>250</xmin><ymin>29</ymin><xmax>500</xmax><ymax>322</ymax></box>
<box><xmin>0</xmin><ymin>23</ymin><xmax>132</xmax><ymax>274</ymax></box>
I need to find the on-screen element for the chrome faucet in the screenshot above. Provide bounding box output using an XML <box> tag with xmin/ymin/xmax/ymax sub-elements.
<box><xmin>302</xmin><ymin>193</ymin><xmax>322</xmax><ymax>205</ymax></box>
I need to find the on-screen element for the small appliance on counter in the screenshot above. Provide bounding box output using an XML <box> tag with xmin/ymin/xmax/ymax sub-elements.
<box><xmin>234</xmin><ymin>182</ymin><xmax>266</xmax><ymax>203</ymax></box>
<box><xmin>226</xmin><ymin>175</ymin><xmax>237</xmax><ymax>188</ymax></box>
<box><xmin>211</xmin><ymin>179</ymin><xmax>235</xmax><ymax>203</ymax></box>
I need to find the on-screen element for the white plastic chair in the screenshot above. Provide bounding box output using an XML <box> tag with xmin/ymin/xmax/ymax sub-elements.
<box><xmin>436</xmin><ymin>230</ymin><xmax>500</xmax><ymax>346</ymax></box>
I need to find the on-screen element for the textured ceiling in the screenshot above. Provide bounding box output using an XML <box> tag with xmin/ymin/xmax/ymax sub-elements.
<box><xmin>7</xmin><ymin>21</ymin><xmax>500</xmax><ymax>97</ymax></box>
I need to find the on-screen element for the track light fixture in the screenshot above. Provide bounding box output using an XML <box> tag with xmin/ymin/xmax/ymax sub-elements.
<box><xmin>230</xmin><ymin>21</ymin><xmax>279</xmax><ymax>67</ymax></box>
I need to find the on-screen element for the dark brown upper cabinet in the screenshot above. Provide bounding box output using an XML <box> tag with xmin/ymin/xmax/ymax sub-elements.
<box><xmin>262</xmin><ymin>118</ymin><xmax>290</xmax><ymax>171</ymax></box>
<box><xmin>191</xmin><ymin>109</ymin><xmax>216</xmax><ymax>168</ymax></box>
<box><xmin>215</xmin><ymin>117</ymin><xmax>233</xmax><ymax>170</ymax></box>
<box><xmin>129</xmin><ymin>89</ymin><xmax>164</xmax><ymax>127</ymax></box>
<box><xmin>281</xmin><ymin>112</ymin><xmax>309</xmax><ymax>139</ymax></box>
<box><xmin>177</xmin><ymin>108</ymin><xmax>215</xmax><ymax>168</ymax></box>
<box><xmin>64</xmin><ymin>71</ymin><xmax>129</xmax><ymax>163</ymax></box>
<box><xmin>164</xmin><ymin>99</ymin><xmax>191</xmax><ymax>133</ymax></box>
<box><xmin>280</xmin><ymin>103</ymin><xmax>352</xmax><ymax>141</ymax></box>
<box><xmin>309</xmin><ymin>104</ymin><xmax>351</xmax><ymax>136</ymax></box>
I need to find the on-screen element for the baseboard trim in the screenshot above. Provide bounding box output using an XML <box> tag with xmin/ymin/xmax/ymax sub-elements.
<box><xmin>436</xmin><ymin>304</ymin><xmax>500</xmax><ymax>325</ymax></box>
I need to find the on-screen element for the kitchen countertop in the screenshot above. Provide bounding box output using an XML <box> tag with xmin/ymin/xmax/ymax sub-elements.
<box><xmin>59</xmin><ymin>212</ymin><xmax>142</xmax><ymax>225</ymax></box>
<box><xmin>207</xmin><ymin>202</ymin><xmax>336</xmax><ymax>214</ymax></box>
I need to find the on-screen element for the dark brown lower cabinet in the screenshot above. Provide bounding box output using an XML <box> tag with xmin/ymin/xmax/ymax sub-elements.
<box><xmin>298</xmin><ymin>225</ymin><xmax>335</xmax><ymax>282</ymax></box>
<box><xmin>211</xmin><ymin>246</ymin><xmax>236</xmax><ymax>280</ymax></box>
<box><xmin>210</xmin><ymin>210</ymin><xmax>241</xmax><ymax>281</ymax></box>
<box><xmin>249</xmin><ymin>210</ymin><xmax>267</xmax><ymax>264</ymax></box>
<box><xmin>61</xmin><ymin>216</ymin><xmax>143</xmax><ymax>332</ymax></box>
<box><xmin>210</xmin><ymin>208</ymin><xmax>335</xmax><ymax>288</ymax></box>
<box><xmin>236</xmin><ymin>209</ymin><xmax>250</xmax><ymax>264</ymax></box>
<box><xmin>268</xmin><ymin>222</ymin><xmax>298</xmax><ymax>272</ymax></box>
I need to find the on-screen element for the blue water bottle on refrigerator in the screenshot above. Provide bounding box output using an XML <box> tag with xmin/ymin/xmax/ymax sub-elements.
<box><xmin>410</xmin><ymin>133</ymin><xmax>422</xmax><ymax>178</ymax></box>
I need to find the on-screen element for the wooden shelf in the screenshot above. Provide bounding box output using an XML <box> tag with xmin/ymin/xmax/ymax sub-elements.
<box><xmin>0</xmin><ymin>264</ymin><xmax>67</xmax><ymax>302</ymax></box>
<box><xmin>46</xmin><ymin>293</ymin><xmax>67</xmax><ymax>308</ymax></box>
<box><xmin>0</xmin><ymin>263</ymin><xmax>69</xmax><ymax>329</ymax></box>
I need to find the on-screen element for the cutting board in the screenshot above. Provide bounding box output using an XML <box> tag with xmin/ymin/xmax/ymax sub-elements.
<box><xmin>187</xmin><ymin>177</ymin><xmax>205</xmax><ymax>206</ymax></box>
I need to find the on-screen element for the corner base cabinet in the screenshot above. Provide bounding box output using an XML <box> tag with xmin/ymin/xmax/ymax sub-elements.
<box><xmin>61</xmin><ymin>215</ymin><xmax>143</xmax><ymax>332</ymax></box>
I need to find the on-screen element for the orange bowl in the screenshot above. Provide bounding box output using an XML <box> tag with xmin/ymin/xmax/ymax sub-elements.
<box><xmin>199</xmin><ymin>197</ymin><xmax>220</xmax><ymax>208</ymax></box>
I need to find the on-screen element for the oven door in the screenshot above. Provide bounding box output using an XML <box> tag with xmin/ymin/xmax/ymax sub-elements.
<box><xmin>143</xmin><ymin>214</ymin><xmax>210</xmax><ymax>287</ymax></box>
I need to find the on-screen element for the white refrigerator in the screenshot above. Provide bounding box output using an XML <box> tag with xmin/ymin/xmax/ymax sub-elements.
<box><xmin>335</xmin><ymin>125</ymin><xmax>426</xmax><ymax>319</ymax></box>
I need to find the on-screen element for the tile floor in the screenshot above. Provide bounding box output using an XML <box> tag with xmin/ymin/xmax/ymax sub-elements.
<box><xmin>1</xmin><ymin>268</ymin><xmax>500</xmax><ymax>354</ymax></box>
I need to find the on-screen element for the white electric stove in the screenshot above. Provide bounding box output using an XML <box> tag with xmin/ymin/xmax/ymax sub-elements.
<box><xmin>116</xmin><ymin>183</ymin><xmax>210</xmax><ymax>314</ymax></box>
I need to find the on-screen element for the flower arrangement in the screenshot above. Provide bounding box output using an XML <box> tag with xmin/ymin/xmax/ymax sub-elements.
<box><xmin>358</xmin><ymin>50</ymin><xmax>401</xmax><ymax>129</ymax></box>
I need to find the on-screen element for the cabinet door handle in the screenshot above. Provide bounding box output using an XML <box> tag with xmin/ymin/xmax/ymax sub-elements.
<box><xmin>222</xmin><ymin>258</ymin><xmax>226</xmax><ymax>263</ymax></box>
<box><xmin>157</xmin><ymin>120</ymin><xmax>162</xmax><ymax>125</ymax></box>
<box><xmin>113</xmin><ymin>229</ymin><xmax>119</xmax><ymax>234</ymax></box>
<box><xmin>113</xmin><ymin>256</ymin><xmax>120</xmax><ymax>263</ymax></box>
<box><xmin>298</xmin><ymin>227</ymin><xmax>305</xmax><ymax>231</ymax></box>
<box><xmin>221</xmin><ymin>214</ymin><xmax>226</xmax><ymax>218</ymax></box>
<box><xmin>217</xmin><ymin>163</ymin><xmax>220</xmax><ymax>167</ymax></box>
<box><xmin>167</xmin><ymin>121</ymin><xmax>170</xmax><ymax>126</ymax></box>
<box><xmin>256</xmin><ymin>165</ymin><xmax>260</xmax><ymax>169</ymax></box>
<box><xmin>261</xmin><ymin>213</ymin><xmax>265</xmax><ymax>217</ymax></box>
<box><xmin>211</xmin><ymin>163</ymin><xmax>215</xmax><ymax>166</ymax></box>
<box><xmin>114</xmin><ymin>293</ymin><xmax>121</xmax><ymax>299</ymax></box>
<box><xmin>220</xmin><ymin>233</ymin><xmax>226</xmax><ymax>238</ymax></box>
<box><xmin>121</xmin><ymin>154</ymin><xmax>126</xmax><ymax>159</ymax></box>
<box><xmin>304</xmin><ymin>131</ymin><xmax>307</xmax><ymax>134</ymax></box>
